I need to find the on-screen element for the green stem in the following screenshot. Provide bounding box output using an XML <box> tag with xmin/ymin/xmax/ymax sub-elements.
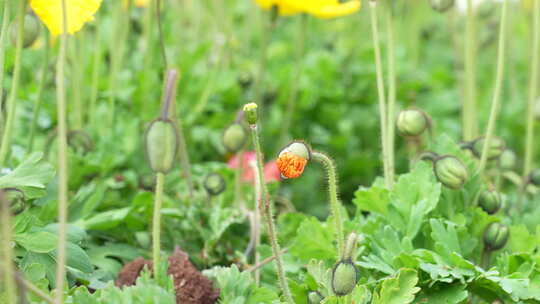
<box><xmin>279</xmin><ymin>14</ymin><xmax>307</xmax><ymax>144</ymax></box>
<box><xmin>385</xmin><ymin>5</ymin><xmax>396</xmax><ymax>185</ymax></box>
<box><xmin>142</xmin><ymin>0</ymin><xmax>155</xmax><ymax>117</ymax></box>
<box><xmin>152</xmin><ymin>172</ymin><xmax>165</xmax><ymax>282</ymax></box>
<box><xmin>312</xmin><ymin>151</ymin><xmax>345</xmax><ymax>258</ymax></box>
<box><xmin>369</xmin><ymin>1</ymin><xmax>390</xmax><ymax>188</ymax></box>
<box><xmin>54</xmin><ymin>1</ymin><xmax>69</xmax><ymax>303</ymax></box>
<box><xmin>464</xmin><ymin>0</ymin><xmax>478</xmax><ymax>141</ymax></box>
<box><xmin>253</xmin><ymin>8</ymin><xmax>276</xmax><ymax>109</ymax></box>
<box><xmin>1</xmin><ymin>193</ymin><xmax>16</xmax><ymax>304</ymax></box>
<box><xmin>250</xmin><ymin>125</ymin><xmax>293</xmax><ymax>303</ymax></box>
<box><xmin>480</xmin><ymin>249</ymin><xmax>492</xmax><ymax>270</ymax></box>
<box><xmin>249</xmin><ymin>160</ymin><xmax>261</xmax><ymax>286</ymax></box>
<box><xmin>28</xmin><ymin>31</ymin><xmax>50</xmax><ymax>152</ymax></box>
<box><xmin>71</xmin><ymin>37</ymin><xmax>83</xmax><ymax>129</ymax></box>
<box><xmin>89</xmin><ymin>26</ymin><xmax>101</xmax><ymax>127</ymax></box>
<box><xmin>0</xmin><ymin>0</ymin><xmax>25</xmax><ymax>167</ymax></box>
<box><xmin>524</xmin><ymin>0</ymin><xmax>540</xmax><ymax>179</ymax></box>
<box><xmin>14</xmin><ymin>274</ymin><xmax>54</xmax><ymax>304</ymax></box>
<box><xmin>478</xmin><ymin>0</ymin><xmax>508</xmax><ymax>174</ymax></box>
<box><xmin>0</xmin><ymin>0</ymin><xmax>10</xmax><ymax>124</ymax></box>
<box><xmin>234</xmin><ymin>149</ymin><xmax>244</xmax><ymax>205</ymax></box>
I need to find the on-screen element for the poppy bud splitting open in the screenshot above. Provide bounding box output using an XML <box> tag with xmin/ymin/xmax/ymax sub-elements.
<box><xmin>276</xmin><ymin>141</ymin><xmax>311</xmax><ymax>179</ymax></box>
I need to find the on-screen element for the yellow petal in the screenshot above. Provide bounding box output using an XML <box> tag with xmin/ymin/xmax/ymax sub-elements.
<box><xmin>307</xmin><ymin>0</ymin><xmax>361</xmax><ymax>19</ymax></box>
<box><xmin>30</xmin><ymin>0</ymin><xmax>103</xmax><ymax>36</ymax></box>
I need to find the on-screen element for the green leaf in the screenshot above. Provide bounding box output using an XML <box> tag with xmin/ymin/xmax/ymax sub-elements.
<box><xmin>79</xmin><ymin>207</ymin><xmax>131</xmax><ymax>230</ymax></box>
<box><xmin>413</xmin><ymin>283</ymin><xmax>468</xmax><ymax>303</ymax></box>
<box><xmin>430</xmin><ymin>219</ymin><xmax>461</xmax><ymax>257</ymax></box>
<box><xmin>290</xmin><ymin>217</ymin><xmax>336</xmax><ymax>263</ymax></box>
<box><xmin>15</xmin><ymin>231</ymin><xmax>58</xmax><ymax>253</ymax></box>
<box><xmin>0</xmin><ymin>153</ymin><xmax>55</xmax><ymax>199</ymax></box>
<box><xmin>353</xmin><ymin>186</ymin><xmax>389</xmax><ymax>215</ymax></box>
<box><xmin>509</xmin><ymin>225</ymin><xmax>536</xmax><ymax>253</ymax></box>
<box><xmin>372</xmin><ymin>268</ymin><xmax>421</xmax><ymax>304</ymax></box>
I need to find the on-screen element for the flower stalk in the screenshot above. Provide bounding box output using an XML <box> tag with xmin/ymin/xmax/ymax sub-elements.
<box><xmin>312</xmin><ymin>151</ymin><xmax>345</xmax><ymax>257</ymax></box>
<box><xmin>244</xmin><ymin>103</ymin><xmax>293</xmax><ymax>303</ymax></box>
<box><xmin>152</xmin><ymin>172</ymin><xmax>165</xmax><ymax>281</ymax></box>
<box><xmin>368</xmin><ymin>0</ymin><xmax>391</xmax><ymax>188</ymax></box>
<box><xmin>28</xmin><ymin>31</ymin><xmax>51</xmax><ymax>152</ymax></box>
<box><xmin>385</xmin><ymin>4</ymin><xmax>396</xmax><ymax>185</ymax></box>
<box><xmin>1</xmin><ymin>192</ymin><xmax>16</xmax><ymax>304</ymax></box>
<box><xmin>0</xmin><ymin>0</ymin><xmax>26</xmax><ymax>167</ymax></box>
<box><xmin>54</xmin><ymin>0</ymin><xmax>69</xmax><ymax>302</ymax></box>
<box><xmin>464</xmin><ymin>0</ymin><xmax>478</xmax><ymax>141</ymax></box>
<box><xmin>478</xmin><ymin>0</ymin><xmax>508</xmax><ymax>174</ymax></box>
<box><xmin>524</xmin><ymin>0</ymin><xmax>540</xmax><ymax>180</ymax></box>
<box><xmin>0</xmin><ymin>0</ymin><xmax>10</xmax><ymax>124</ymax></box>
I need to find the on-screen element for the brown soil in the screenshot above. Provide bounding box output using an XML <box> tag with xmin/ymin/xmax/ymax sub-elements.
<box><xmin>116</xmin><ymin>249</ymin><xmax>220</xmax><ymax>304</ymax></box>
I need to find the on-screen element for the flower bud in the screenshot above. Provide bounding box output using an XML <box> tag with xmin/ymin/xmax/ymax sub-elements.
<box><xmin>277</xmin><ymin>141</ymin><xmax>311</xmax><ymax>179</ymax></box>
<box><xmin>144</xmin><ymin>119</ymin><xmax>179</xmax><ymax>174</ymax></box>
<box><xmin>237</xmin><ymin>72</ymin><xmax>253</xmax><ymax>90</ymax></box>
<box><xmin>222</xmin><ymin>123</ymin><xmax>247</xmax><ymax>153</ymax></box>
<box><xmin>469</xmin><ymin>136</ymin><xmax>506</xmax><ymax>160</ymax></box>
<box><xmin>433</xmin><ymin>155</ymin><xmax>468</xmax><ymax>189</ymax></box>
<box><xmin>498</xmin><ymin>149</ymin><xmax>516</xmax><ymax>171</ymax></box>
<box><xmin>331</xmin><ymin>259</ymin><xmax>359</xmax><ymax>297</ymax></box>
<box><xmin>430</xmin><ymin>0</ymin><xmax>454</xmax><ymax>12</ymax></box>
<box><xmin>483</xmin><ymin>222</ymin><xmax>509</xmax><ymax>251</ymax></box>
<box><xmin>308</xmin><ymin>291</ymin><xmax>324</xmax><ymax>304</ymax></box>
<box><xmin>203</xmin><ymin>173</ymin><xmax>226</xmax><ymax>196</ymax></box>
<box><xmin>478</xmin><ymin>190</ymin><xmax>502</xmax><ymax>215</ymax></box>
<box><xmin>10</xmin><ymin>14</ymin><xmax>41</xmax><ymax>48</ymax></box>
<box><xmin>396</xmin><ymin>108</ymin><xmax>431</xmax><ymax>137</ymax></box>
<box><xmin>243</xmin><ymin>103</ymin><xmax>258</xmax><ymax>125</ymax></box>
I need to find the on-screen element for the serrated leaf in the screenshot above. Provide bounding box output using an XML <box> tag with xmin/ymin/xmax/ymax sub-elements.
<box><xmin>509</xmin><ymin>225</ymin><xmax>536</xmax><ymax>253</ymax></box>
<box><xmin>0</xmin><ymin>153</ymin><xmax>55</xmax><ymax>199</ymax></box>
<box><xmin>372</xmin><ymin>268</ymin><xmax>421</xmax><ymax>304</ymax></box>
<box><xmin>353</xmin><ymin>186</ymin><xmax>389</xmax><ymax>215</ymax></box>
<box><xmin>413</xmin><ymin>283</ymin><xmax>468</xmax><ymax>303</ymax></box>
<box><xmin>15</xmin><ymin>231</ymin><xmax>58</xmax><ymax>253</ymax></box>
<box><xmin>290</xmin><ymin>217</ymin><xmax>336</xmax><ymax>262</ymax></box>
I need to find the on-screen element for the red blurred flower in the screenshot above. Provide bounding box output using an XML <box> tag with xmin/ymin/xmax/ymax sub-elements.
<box><xmin>227</xmin><ymin>151</ymin><xmax>281</xmax><ymax>183</ymax></box>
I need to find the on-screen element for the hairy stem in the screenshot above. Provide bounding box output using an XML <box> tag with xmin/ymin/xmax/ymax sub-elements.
<box><xmin>250</xmin><ymin>125</ymin><xmax>293</xmax><ymax>303</ymax></box>
<box><xmin>478</xmin><ymin>0</ymin><xmax>508</xmax><ymax>174</ymax></box>
<box><xmin>152</xmin><ymin>172</ymin><xmax>165</xmax><ymax>282</ymax></box>
<box><xmin>385</xmin><ymin>5</ymin><xmax>396</xmax><ymax>186</ymax></box>
<box><xmin>524</xmin><ymin>0</ymin><xmax>540</xmax><ymax>179</ymax></box>
<box><xmin>0</xmin><ymin>0</ymin><xmax>26</xmax><ymax>167</ymax></box>
<box><xmin>1</xmin><ymin>193</ymin><xmax>16</xmax><ymax>304</ymax></box>
<box><xmin>464</xmin><ymin>0</ymin><xmax>478</xmax><ymax>141</ymax></box>
<box><xmin>54</xmin><ymin>1</ymin><xmax>69</xmax><ymax>303</ymax></box>
<box><xmin>28</xmin><ymin>31</ymin><xmax>51</xmax><ymax>152</ymax></box>
<box><xmin>369</xmin><ymin>1</ymin><xmax>390</xmax><ymax>188</ymax></box>
<box><xmin>312</xmin><ymin>151</ymin><xmax>345</xmax><ymax>258</ymax></box>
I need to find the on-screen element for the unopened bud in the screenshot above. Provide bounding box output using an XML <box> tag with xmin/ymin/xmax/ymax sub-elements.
<box><xmin>483</xmin><ymin>222</ymin><xmax>509</xmax><ymax>251</ymax></box>
<box><xmin>498</xmin><ymin>149</ymin><xmax>516</xmax><ymax>171</ymax></box>
<box><xmin>203</xmin><ymin>173</ymin><xmax>226</xmax><ymax>196</ymax></box>
<box><xmin>10</xmin><ymin>14</ymin><xmax>41</xmax><ymax>48</ymax></box>
<box><xmin>396</xmin><ymin>108</ymin><xmax>431</xmax><ymax>137</ymax></box>
<box><xmin>308</xmin><ymin>291</ymin><xmax>324</xmax><ymax>304</ymax></box>
<box><xmin>144</xmin><ymin>119</ymin><xmax>179</xmax><ymax>174</ymax></box>
<box><xmin>243</xmin><ymin>103</ymin><xmax>258</xmax><ymax>125</ymax></box>
<box><xmin>478</xmin><ymin>190</ymin><xmax>502</xmax><ymax>215</ymax></box>
<box><xmin>222</xmin><ymin>123</ymin><xmax>247</xmax><ymax>153</ymax></box>
<box><xmin>430</xmin><ymin>0</ymin><xmax>454</xmax><ymax>12</ymax></box>
<box><xmin>468</xmin><ymin>136</ymin><xmax>506</xmax><ymax>160</ymax></box>
<box><xmin>433</xmin><ymin>155</ymin><xmax>468</xmax><ymax>189</ymax></box>
<box><xmin>331</xmin><ymin>259</ymin><xmax>359</xmax><ymax>297</ymax></box>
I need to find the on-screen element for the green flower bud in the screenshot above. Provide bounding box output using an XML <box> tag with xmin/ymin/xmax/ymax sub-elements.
<box><xmin>3</xmin><ymin>188</ymin><xmax>26</xmax><ymax>215</ymax></box>
<box><xmin>203</xmin><ymin>173</ymin><xmax>226</xmax><ymax>196</ymax></box>
<box><xmin>222</xmin><ymin>123</ymin><xmax>247</xmax><ymax>153</ymax></box>
<box><xmin>430</xmin><ymin>0</ymin><xmax>454</xmax><ymax>12</ymax></box>
<box><xmin>10</xmin><ymin>14</ymin><xmax>41</xmax><ymax>48</ymax></box>
<box><xmin>307</xmin><ymin>291</ymin><xmax>324</xmax><ymax>304</ymax></box>
<box><xmin>243</xmin><ymin>103</ymin><xmax>258</xmax><ymax>125</ymax></box>
<box><xmin>478</xmin><ymin>190</ymin><xmax>502</xmax><ymax>215</ymax></box>
<box><xmin>67</xmin><ymin>130</ymin><xmax>94</xmax><ymax>155</ymax></box>
<box><xmin>331</xmin><ymin>259</ymin><xmax>358</xmax><ymax>297</ymax></box>
<box><xmin>483</xmin><ymin>222</ymin><xmax>509</xmax><ymax>251</ymax></box>
<box><xmin>396</xmin><ymin>108</ymin><xmax>431</xmax><ymax>137</ymax></box>
<box><xmin>434</xmin><ymin>155</ymin><xmax>468</xmax><ymax>189</ymax></box>
<box><xmin>529</xmin><ymin>169</ymin><xmax>540</xmax><ymax>186</ymax></box>
<box><xmin>498</xmin><ymin>149</ymin><xmax>516</xmax><ymax>171</ymax></box>
<box><xmin>468</xmin><ymin>136</ymin><xmax>506</xmax><ymax>160</ymax></box>
<box><xmin>144</xmin><ymin>119</ymin><xmax>179</xmax><ymax>174</ymax></box>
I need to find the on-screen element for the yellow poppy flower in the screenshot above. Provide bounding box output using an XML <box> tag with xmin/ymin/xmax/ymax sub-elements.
<box><xmin>30</xmin><ymin>0</ymin><xmax>103</xmax><ymax>36</ymax></box>
<box><xmin>254</xmin><ymin>0</ymin><xmax>302</xmax><ymax>16</ymax></box>
<box><xmin>287</xmin><ymin>0</ymin><xmax>361</xmax><ymax>18</ymax></box>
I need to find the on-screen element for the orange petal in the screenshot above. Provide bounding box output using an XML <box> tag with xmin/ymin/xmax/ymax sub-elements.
<box><xmin>277</xmin><ymin>152</ymin><xmax>307</xmax><ymax>179</ymax></box>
